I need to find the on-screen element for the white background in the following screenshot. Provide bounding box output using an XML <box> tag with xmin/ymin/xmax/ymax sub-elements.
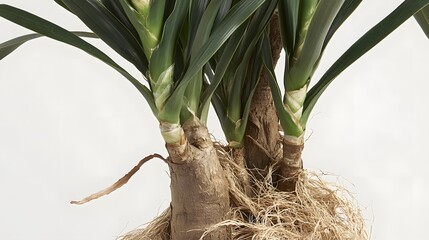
<box><xmin>1</xmin><ymin>1</ymin><xmax>428</xmax><ymax>239</ymax></box>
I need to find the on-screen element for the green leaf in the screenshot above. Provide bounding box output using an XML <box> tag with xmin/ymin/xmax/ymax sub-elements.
<box><xmin>198</xmin><ymin>26</ymin><xmax>245</xmax><ymax>124</ymax></box>
<box><xmin>149</xmin><ymin>0</ymin><xmax>188</xmax><ymax>83</ymax></box>
<box><xmin>226</xmin><ymin>0</ymin><xmax>277</xmax><ymax>120</ymax></box>
<box><xmin>159</xmin><ymin>0</ymin><xmax>267</xmax><ymax>123</ymax></box>
<box><xmin>293</xmin><ymin>0</ymin><xmax>318</xmax><ymax>64</ymax></box>
<box><xmin>54</xmin><ymin>0</ymin><xmax>71</xmax><ymax>12</ymax></box>
<box><xmin>0</xmin><ymin>31</ymin><xmax>97</xmax><ymax>60</ymax></box>
<box><xmin>261</xmin><ymin>32</ymin><xmax>303</xmax><ymax>137</ymax></box>
<box><xmin>287</xmin><ymin>0</ymin><xmax>344</xmax><ymax>91</ymax></box>
<box><xmin>302</xmin><ymin>0</ymin><xmax>429</xmax><ymax>127</ymax></box>
<box><xmin>146</xmin><ymin>0</ymin><xmax>166</xmax><ymax>38</ymax></box>
<box><xmin>227</xmin><ymin>42</ymin><xmax>264</xmax><ymax>145</ymax></box>
<box><xmin>323</xmin><ymin>0</ymin><xmax>362</xmax><ymax>49</ymax></box>
<box><xmin>212</xmin><ymin>0</ymin><xmax>233</xmax><ymax>64</ymax></box>
<box><xmin>119</xmin><ymin>0</ymin><xmax>166</xmax><ymax>60</ymax></box>
<box><xmin>278</xmin><ymin>0</ymin><xmax>299</xmax><ymax>58</ymax></box>
<box><xmin>100</xmin><ymin>0</ymin><xmax>140</xmax><ymax>39</ymax></box>
<box><xmin>214</xmin><ymin>0</ymin><xmax>232</xmax><ymax>27</ymax></box>
<box><xmin>183</xmin><ymin>0</ymin><xmax>223</xmax><ymax>116</ymax></box>
<box><xmin>414</xmin><ymin>5</ymin><xmax>429</xmax><ymax>38</ymax></box>
<box><xmin>0</xmin><ymin>4</ymin><xmax>157</xmax><ymax>116</ymax></box>
<box><xmin>61</xmin><ymin>0</ymin><xmax>148</xmax><ymax>74</ymax></box>
<box><xmin>201</xmin><ymin>0</ymin><xmax>276</xmax><ymax>129</ymax></box>
<box><xmin>184</xmin><ymin>1</ymin><xmax>208</xmax><ymax>60</ymax></box>
<box><xmin>189</xmin><ymin>1</ymin><xmax>223</xmax><ymax>58</ymax></box>
<box><xmin>148</xmin><ymin>0</ymin><xmax>188</xmax><ymax>113</ymax></box>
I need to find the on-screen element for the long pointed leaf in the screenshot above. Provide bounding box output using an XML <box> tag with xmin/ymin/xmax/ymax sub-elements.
<box><xmin>0</xmin><ymin>4</ymin><xmax>157</xmax><ymax>116</ymax></box>
<box><xmin>61</xmin><ymin>0</ymin><xmax>148</xmax><ymax>74</ymax></box>
<box><xmin>100</xmin><ymin>0</ymin><xmax>140</xmax><ymax>39</ymax></box>
<box><xmin>198</xmin><ymin>26</ymin><xmax>246</xmax><ymax>124</ymax></box>
<box><xmin>54</xmin><ymin>0</ymin><xmax>71</xmax><ymax>12</ymax></box>
<box><xmin>323</xmin><ymin>0</ymin><xmax>362</xmax><ymax>49</ymax></box>
<box><xmin>302</xmin><ymin>0</ymin><xmax>429</xmax><ymax>127</ymax></box>
<box><xmin>148</xmin><ymin>0</ymin><xmax>188</xmax><ymax>113</ymax></box>
<box><xmin>261</xmin><ymin>33</ymin><xmax>303</xmax><ymax>137</ymax></box>
<box><xmin>159</xmin><ymin>0</ymin><xmax>267</xmax><ymax>123</ymax></box>
<box><xmin>278</xmin><ymin>0</ymin><xmax>299</xmax><ymax>57</ymax></box>
<box><xmin>183</xmin><ymin>0</ymin><xmax>223</xmax><ymax>116</ymax></box>
<box><xmin>185</xmin><ymin>0</ymin><xmax>208</xmax><ymax>60</ymax></box>
<box><xmin>0</xmin><ymin>32</ymin><xmax>97</xmax><ymax>60</ymax></box>
<box><xmin>287</xmin><ymin>0</ymin><xmax>344</xmax><ymax>90</ymax></box>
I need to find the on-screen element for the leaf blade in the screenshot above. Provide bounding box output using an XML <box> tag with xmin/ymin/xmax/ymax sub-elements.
<box><xmin>61</xmin><ymin>0</ymin><xmax>148</xmax><ymax>74</ymax></box>
<box><xmin>0</xmin><ymin>4</ymin><xmax>157</xmax><ymax>116</ymax></box>
<box><xmin>302</xmin><ymin>0</ymin><xmax>429</xmax><ymax>127</ymax></box>
<box><xmin>323</xmin><ymin>0</ymin><xmax>362</xmax><ymax>49</ymax></box>
<box><xmin>0</xmin><ymin>31</ymin><xmax>97</xmax><ymax>60</ymax></box>
<box><xmin>261</xmin><ymin>32</ymin><xmax>303</xmax><ymax>137</ymax></box>
<box><xmin>159</xmin><ymin>0</ymin><xmax>267</xmax><ymax>123</ymax></box>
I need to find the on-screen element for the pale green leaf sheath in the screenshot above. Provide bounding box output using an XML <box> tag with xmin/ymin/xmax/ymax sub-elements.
<box><xmin>282</xmin><ymin>0</ymin><xmax>344</xmax><ymax>145</ymax></box>
<box><xmin>150</xmin><ymin>0</ymin><xmax>187</xmax><ymax>145</ymax></box>
<box><xmin>120</xmin><ymin>0</ymin><xmax>186</xmax><ymax>145</ymax></box>
<box><xmin>120</xmin><ymin>0</ymin><xmax>165</xmax><ymax>59</ymax></box>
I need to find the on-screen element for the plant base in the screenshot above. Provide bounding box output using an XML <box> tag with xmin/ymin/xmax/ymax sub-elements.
<box><xmin>119</xmin><ymin>144</ymin><xmax>368</xmax><ymax>240</ymax></box>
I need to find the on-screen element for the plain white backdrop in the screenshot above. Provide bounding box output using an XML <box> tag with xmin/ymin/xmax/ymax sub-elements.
<box><xmin>0</xmin><ymin>1</ymin><xmax>428</xmax><ymax>239</ymax></box>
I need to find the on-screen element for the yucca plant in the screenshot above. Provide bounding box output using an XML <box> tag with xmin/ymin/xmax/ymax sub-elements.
<box><xmin>1</xmin><ymin>0</ymin><xmax>428</xmax><ymax>239</ymax></box>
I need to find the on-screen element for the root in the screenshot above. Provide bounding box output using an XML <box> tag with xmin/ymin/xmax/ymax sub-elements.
<box><xmin>119</xmin><ymin>145</ymin><xmax>368</xmax><ymax>240</ymax></box>
<box><xmin>204</xmin><ymin>171</ymin><xmax>368</xmax><ymax>239</ymax></box>
<box><xmin>71</xmin><ymin>154</ymin><xmax>166</xmax><ymax>205</ymax></box>
<box><xmin>118</xmin><ymin>208</ymin><xmax>171</xmax><ymax>240</ymax></box>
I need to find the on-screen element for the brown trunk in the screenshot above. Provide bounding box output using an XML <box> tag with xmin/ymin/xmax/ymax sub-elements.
<box><xmin>276</xmin><ymin>138</ymin><xmax>304</xmax><ymax>192</ymax></box>
<box><xmin>166</xmin><ymin>118</ymin><xmax>230</xmax><ymax>240</ymax></box>
<box><xmin>230</xmin><ymin>147</ymin><xmax>252</xmax><ymax>197</ymax></box>
<box><xmin>243</xmin><ymin>14</ymin><xmax>283</xmax><ymax>181</ymax></box>
<box><xmin>164</xmin><ymin>13</ymin><xmax>297</xmax><ymax>240</ymax></box>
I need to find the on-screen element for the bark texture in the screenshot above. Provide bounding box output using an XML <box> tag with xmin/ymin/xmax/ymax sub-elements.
<box><xmin>166</xmin><ymin>118</ymin><xmax>230</xmax><ymax>240</ymax></box>
<box><xmin>244</xmin><ymin>14</ymin><xmax>305</xmax><ymax>192</ymax></box>
<box><xmin>244</xmin><ymin>14</ymin><xmax>283</xmax><ymax>181</ymax></box>
<box><xmin>277</xmin><ymin>138</ymin><xmax>304</xmax><ymax>192</ymax></box>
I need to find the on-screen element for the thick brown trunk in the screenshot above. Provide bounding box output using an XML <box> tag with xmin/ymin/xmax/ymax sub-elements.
<box><xmin>243</xmin><ymin>14</ymin><xmax>283</xmax><ymax>181</ymax></box>
<box><xmin>166</xmin><ymin>118</ymin><xmax>230</xmax><ymax>240</ymax></box>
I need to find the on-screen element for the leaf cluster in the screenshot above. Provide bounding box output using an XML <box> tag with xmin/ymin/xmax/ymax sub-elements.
<box><xmin>1</xmin><ymin>0</ymin><xmax>428</xmax><ymax>145</ymax></box>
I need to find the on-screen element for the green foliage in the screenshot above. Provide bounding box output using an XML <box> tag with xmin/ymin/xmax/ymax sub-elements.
<box><xmin>0</xmin><ymin>4</ymin><xmax>157</xmax><ymax>115</ymax></box>
<box><xmin>269</xmin><ymin>0</ymin><xmax>429</xmax><ymax>138</ymax></box>
<box><xmin>0</xmin><ymin>31</ymin><xmax>97</xmax><ymax>61</ymax></box>
<box><xmin>119</xmin><ymin>0</ymin><xmax>166</xmax><ymax>60</ymax></box>
<box><xmin>207</xmin><ymin>0</ymin><xmax>277</xmax><ymax>145</ymax></box>
<box><xmin>1</xmin><ymin>0</ymin><xmax>428</xmax><ymax>145</ymax></box>
<box><xmin>303</xmin><ymin>0</ymin><xmax>429</xmax><ymax>127</ymax></box>
<box><xmin>158</xmin><ymin>0</ymin><xmax>268</xmax><ymax>125</ymax></box>
<box><xmin>59</xmin><ymin>0</ymin><xmax>149</xmax><ymax>73</ymax></box>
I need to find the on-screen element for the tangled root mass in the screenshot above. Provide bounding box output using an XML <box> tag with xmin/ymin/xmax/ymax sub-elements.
<box><xmin>120</xmin><ymin>145</ymin><xmax>368</xmax><ymax>240</ymax></box>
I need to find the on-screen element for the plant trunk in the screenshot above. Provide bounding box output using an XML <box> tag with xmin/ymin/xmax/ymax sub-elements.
<box><xmin>166</xmin><ymin>118</ymin><xmax>230</xmax><ymax>240</ymax></box>
<box><xmin>277</xmin><ymin>137</ymin><xmax>304</xmax><ymax>192</ymax></box>
<box><xmin>244</xmin><ymin>13</ymin><xmax>283</xmax><ymax>182</ymax></box>
<box><xmin>164</xmin><ymin>14</ymin><xmax>301</xmax><ymax>240</ymax></box>
<box><xmin>244</xmin><ymin>13</ymin><xmax>305</xmax><ymax>192</ymax></box>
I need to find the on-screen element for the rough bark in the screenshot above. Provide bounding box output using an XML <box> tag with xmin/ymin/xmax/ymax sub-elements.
<box><xmin>166</xmin><ymin>118</ymin><xmax>230</xmax><ymax>240</ymax></box>
<box><xmin>230</xmin><ymin>147</ymin><xmax>252</xmax><ymax>197</ymax></box>
<box><xmin>164</xmin><ymin>13</ymin><xmax>299</xmax><ymax>240</ymax></box>
<box><xmin>277</xmin><ymin>138</ymin><xmax>304</xmax><ymax>192</ymax></box>
<box><xmin>243</xmin><ymin>13</ymin><xmax>283</xmax><ymax>181</ymax></box>
<box><xmin>244</xmin><ymin>14</ymin><xmax>306</xmax><ymax>192</ymax></box>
